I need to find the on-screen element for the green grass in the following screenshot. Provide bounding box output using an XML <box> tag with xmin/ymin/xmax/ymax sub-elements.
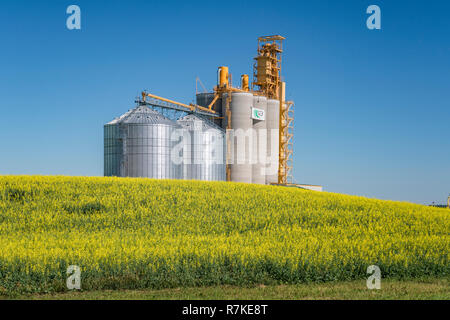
<box><xmin>3</xmin><ymin>279</ymin><xmax>448</xmax><ymax>300</ymax></box>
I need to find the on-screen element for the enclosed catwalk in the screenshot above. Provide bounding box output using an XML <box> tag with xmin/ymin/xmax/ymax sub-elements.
<box><xmin>177</xmin><ymin>114</ymin><xmax>226</xmax><ymax>181</ymax></box>
<box><xmin>104</xmin><ymin>105</ymin><xmax>182</xmax><ymax>179</ymax></box>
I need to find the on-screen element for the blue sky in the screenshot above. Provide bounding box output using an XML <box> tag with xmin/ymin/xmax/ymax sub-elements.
<box><xmin>0</xmin><ymin>0</ymin><xmax>449</xmax><ymax>204</ymax></box>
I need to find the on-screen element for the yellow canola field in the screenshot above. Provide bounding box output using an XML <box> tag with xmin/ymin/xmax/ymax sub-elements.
<box><xmin>0</xmin><ymin>176</ymin><xmax>448</xmax><ymax>293</ymax></box>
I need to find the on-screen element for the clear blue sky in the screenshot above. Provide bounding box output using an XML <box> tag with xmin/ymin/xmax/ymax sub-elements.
<box><xmin>0</xmin><ymin>0</ymin><xmax>449</xmax><ymax>204</ymax></box>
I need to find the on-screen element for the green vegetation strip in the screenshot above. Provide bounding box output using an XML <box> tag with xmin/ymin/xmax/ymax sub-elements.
<box><xmin>3</xmin><ymin>279</ymin><xmax>448</xmax><ymax>300</ymax></box>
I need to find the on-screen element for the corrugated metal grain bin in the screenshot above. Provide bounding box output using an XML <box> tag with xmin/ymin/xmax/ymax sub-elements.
<box><xmin>177</xmin><ymin>114</ymin><xmax>226</xmax><ymax>181</ymax></box>
<box><xmin>104</xmin><ymin>106</ymin><xmax>182</xmax><ymax>179</ymax></box>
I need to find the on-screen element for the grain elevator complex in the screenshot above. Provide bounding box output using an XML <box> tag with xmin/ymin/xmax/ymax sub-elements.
<box><xmin>105</xmin><ymin>35</ymin><xmax>320</xmax><ymax>189</ymax></box>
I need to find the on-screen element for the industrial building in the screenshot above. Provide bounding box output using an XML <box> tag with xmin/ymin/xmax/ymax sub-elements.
<box><xmin>105</xmin><ymin>35</ymin><xmax>320</xmax><ymax>189</ymax></box>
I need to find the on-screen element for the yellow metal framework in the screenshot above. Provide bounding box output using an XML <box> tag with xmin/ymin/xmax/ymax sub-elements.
<box><xmin>251</xmin><ymin>35</ymin><xmax>292</xmax><ymax>185</ymax></box>
<box><xmin>214</xmin><ymin>67</ymin><xmax>233</xmax><ymax>181</ymax></box>
<box><xmin>283</xmin><ymin>100</ymin><xmax>294</xmax><ymax>183</ymax></box>
<box><xmin>252</xmin><ymin>35</ymin><xmax>285</xmax><ymax>99</ymax></box>
<box><xmin>224</xmin><ymin>91</ymin><xmax>232</xmax><ymax>181</ymax></box>
<box><xmin>141</xmin><ymin>92</ymin><xmax>217</xmax><ymax>114</ymax></box>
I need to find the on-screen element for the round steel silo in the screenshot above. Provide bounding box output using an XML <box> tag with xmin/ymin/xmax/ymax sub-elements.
<box><xmin>196</xmin><ymin>93</ymin><xmax>223</xmax><ymax>127</ymax></box>
<box><xmin>196</xmin><ymin>93</ymin><xmax>223</xmax><ymax>113</ymax></box>
<box><xmin>252</xmin><ymin>95</ymin><xmax>267</xmax><ymax>184</ymax></box>
<box><xmin>266</xmin><ymin>99</ymin><xmax>280</xmax><ymax>185</ymax></box>
<box><xmin>226</xmin><ymin>92</ymin><xmax>254</xmax><ymax>184</ymax></box>
<box><xmin>177</xmin><ymin>114</ymin><xmax>226</xmax><ymax>181</ymax></box>
<box><xmin>221</xmin><ymin>92</ymin><xmax>229</xmax><ymax>129</ymax></box>
<box><xmin>104</xmin><ymin>105</ymin><xmax>183</xmax><ymax>179</ymax></box>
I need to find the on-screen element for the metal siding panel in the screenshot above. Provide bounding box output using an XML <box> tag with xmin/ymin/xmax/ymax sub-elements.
<box><xmin>252</xmin><ymin>96</ymin><xmax>267</xmax><ymax>184</ymax></box>
<box><xmin>266</xmin><ymin>99</ymin><xmax>279</xmax><ymax>185</ymax></box>
<box><xmin>230</xmin><ymin>92</ymin><xmax>253</xmax><ymax>183</ymax></box>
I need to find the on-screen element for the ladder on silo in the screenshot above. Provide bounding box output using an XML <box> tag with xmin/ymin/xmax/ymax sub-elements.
<box><xmin>285</xmin><ymin>101</ymin><xmax>294</xmax><ymax>184</ymax></box>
